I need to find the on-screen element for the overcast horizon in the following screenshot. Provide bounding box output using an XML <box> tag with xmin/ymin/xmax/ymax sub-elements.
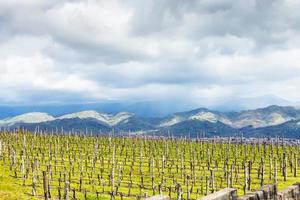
<box><xmin>1</xmin><ymin>0</ymin><xmax>300</xmax><ymax>110</ymax></box>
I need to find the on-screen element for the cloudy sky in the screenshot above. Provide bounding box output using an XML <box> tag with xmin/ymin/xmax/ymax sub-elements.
<box><xmin>1</xmin><ymin>0</ymin><xmax>300</xmax><ymax>109</ymax></box>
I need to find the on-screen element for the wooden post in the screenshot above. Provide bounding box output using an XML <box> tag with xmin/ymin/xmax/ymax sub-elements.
<box><xmin>64</xmin><ymin>181</ymin><xmax>69</xmax><ymax>200</ymax></box>
<box><xmin>111</xmin><ymin>145</ymin><xmax>115</xmax><ymax>195</ymax></box>
<box><xmin>79</xmin><ymin>172</ymin><xmax>83</xmax><ymax>192</ymax></box>
<box><xmin>210</xmin><ymin>170</ymin><xmax>215</xmax><ymax>193</ymax></box>
<box><xmin>187</xmin><ymin>175</ymin><xmax>190</xmax><ymax>200</ymax></box>
<box><xmin>21</xmin><ymin>154</ymin><xmax>25</xmax><ymax>186</ymax></box>
<box><xmin>230</xmin><ymin>165</ymin><xmax>233</xmax><ymax>188</ymax></box>
<box><xmin>32</xmin><ymin>172</ymin><xmax>36</xmax><ymax>196</ymax></box>
<box><xmin>243</xmin><ymin>163</ymin><xmax>247</xmax><ymax>195</ymax></box>
<box><xmin>283</xmin><ymin>153</ymin><xmax>287</xmax><ymax>182</ymax></box>
<box><xmin>84</xmin><ymin>189</ymin><xmax>88</xmax><ymax>200</ymax></box>
<box><xmin>43</xmin><ymin>171</ymin><xmax>48</xmax><ymax>200</ymax></box>
<box><xmin>274</xmin><ymin>157</ymin><xmax>277</xmax><ymax>183</ymax></box>
<box><xmin>13</xmin><ymin>148</ymin><xmax>17</xmax><ymax>178</ymax></box>
<box><xmin>247</xmin><ymin>160</ymin><xmax>252</xmax><ymax>190</ymax></box>
<box><xmin>205</xmin><ymin>176</ymin><xmax>209</xmax><ymax>195</ymax></box>
<box><xmin>176</xmin><ymin>183</ymin><xmax>182</xmax><ymax>200</ymax></box>
<box><xmin>48</xmin><ymin>171</ymin><xmax>52</xmax><ymax>198</ymax></box>
<box><xmin>269</xmin><ymin>156</ymin><xmax>273</xmax><ymax>180</ymax></box>
<box><xmin>72</xmin><ymin>188</ymin><xmax>76</xmax><ymax>200</ymax></box>
<box><xmin>158</xmin><ymin>182</ymin><xmax>162</xmax><ymax>195</ymax></box>
<box><xmin>294</xmin><ymin>154</ymin><xmax>298</xmax><ymax>177</ymax></box>
<box><xmin>260</xmin><ymin>158</ymin><xmax>265</xmax><ymax>187</ymax></box>
<box><xmin>58</xmin><ymin>187</ymin><xmax>61</xmax><ymax>200</ymax></box>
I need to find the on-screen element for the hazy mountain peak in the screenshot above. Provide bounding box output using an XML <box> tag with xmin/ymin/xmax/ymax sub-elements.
<box><xmin>57</xmin><ymin>110</ymin><xmax>133</xmax><ymax>126</ymax></box>
<box><xmin>236</xmin><ymin>105</ymin><xmax>300</xmax><ymax>127</ymax></box>
<box><xmin>189</xmin><ymin>111</ymin><xmax>231</xmax><ymax>124</ymax></box>
<box><xmin>58</xmin><ymin>110</ymin><xmax>106</xmax><ymax>120</ymax></box>
<box><xmin>0</xmin><ymin>112</ymin><xmax>55</xmax><ymax>126</ymax></box>
<box><xmin>159</xmin><ymin>116</ymin><xmax>184</xmax><ymax>127</ymax></box>
<box><xmin>160</xmin><ymin>110</ymin><xmax>230</xmax><ymax>127</ymax></box>
<box><xmin>189</xmin><ymin>111</ymin><xmax>218</xmax><ymax>122</ymax></box>
<box><xmin>108</xmin><ymin>112</ymin><xmax>134</xmax><ymax>126</ymax></box>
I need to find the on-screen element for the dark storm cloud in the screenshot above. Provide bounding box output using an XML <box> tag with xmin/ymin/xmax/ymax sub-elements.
<box><xmin>129</xmin><ymin>0</ymin><xmax>299</xmax><ymax>47</ymax></box>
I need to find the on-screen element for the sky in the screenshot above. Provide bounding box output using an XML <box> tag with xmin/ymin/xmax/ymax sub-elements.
<box><xmin>1</xmin><ymin>0</ymin><xmax>300</xmax><ymax>109</ymax></box>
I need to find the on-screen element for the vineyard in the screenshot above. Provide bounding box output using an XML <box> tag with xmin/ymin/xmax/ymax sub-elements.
<box><xmin>0</xmin><ymin>130</ymin><xmax>299</xmax><ymax>200</ymax></box>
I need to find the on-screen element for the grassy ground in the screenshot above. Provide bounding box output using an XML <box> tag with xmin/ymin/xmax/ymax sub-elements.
<box><xmin>0</xmin><ymin>163</ymin><xmax>111</xmax><ymax>200</ymax></box>
<box><xmin>0</xmin><ymin>164</ymin><xmax>38</xmax><ymax>200</ymax></box>
<box><xmin>0</xmin><ymin>132</ymin><xmax>299</xmax><ymax>200</ymax></box>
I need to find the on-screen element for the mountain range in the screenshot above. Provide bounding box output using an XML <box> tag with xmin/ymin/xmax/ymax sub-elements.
<box><xmin>1</xmin><ymin>105</ymin><xmax>300</xmax><ymax>138</ymax></box>
<box><xmin>0</xmin><ymin>95</ymin><xmax>292</xmax><ymax>119</ymax></box>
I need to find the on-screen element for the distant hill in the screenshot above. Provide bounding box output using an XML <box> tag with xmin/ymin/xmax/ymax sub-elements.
<box><xmin>1</xmin><ymin>105</ymin><xmax>300</xmax><ymax>138</ymax></box>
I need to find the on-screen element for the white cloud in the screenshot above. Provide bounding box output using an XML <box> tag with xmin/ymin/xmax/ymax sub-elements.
<box><xmin>0</xmin><ymin>0</ymin><xmax>300</xmax><ymax>108</ymax></box>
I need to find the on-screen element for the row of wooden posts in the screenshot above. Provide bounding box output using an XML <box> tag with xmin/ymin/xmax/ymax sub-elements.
<box><xmin>0</xmin><ymin>131</ymin><xmax>299</xmax><ymax>200</ymax></box>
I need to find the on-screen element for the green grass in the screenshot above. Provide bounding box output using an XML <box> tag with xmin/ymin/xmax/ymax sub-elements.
<box><xmin>0</xmin><ymin>131</ymin><xmax>299</xmax><ymax>199</ymax></box>
<box><xmin>0</xmin><ymin>164</ymin><xmax>39</xmax><ymax>200</ymax></box>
